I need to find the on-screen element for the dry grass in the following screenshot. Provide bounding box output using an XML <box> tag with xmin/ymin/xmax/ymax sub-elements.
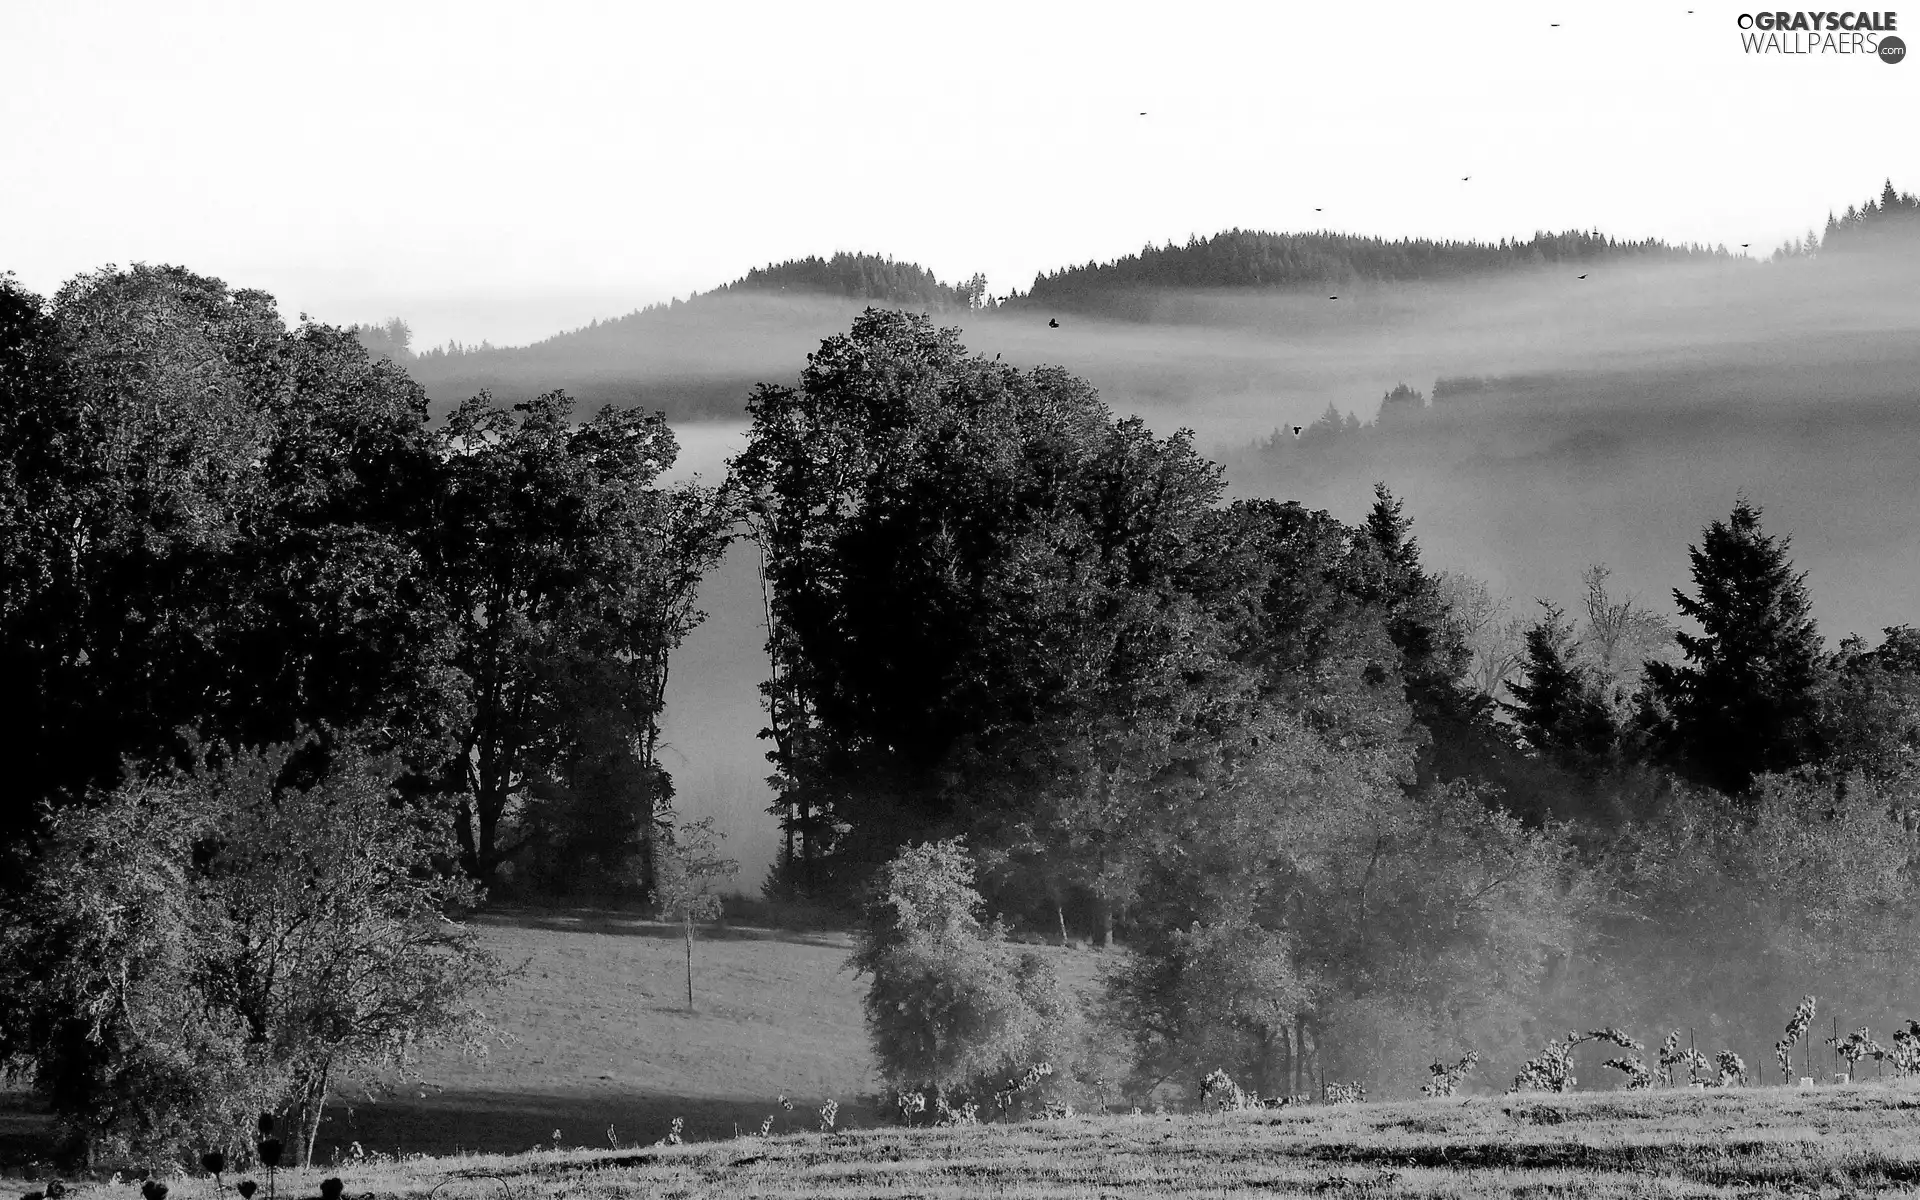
<box><xmin>14</xmin><ymin>1084</ymin><xmax>1920</xmax><ymax>1199</ymax></box>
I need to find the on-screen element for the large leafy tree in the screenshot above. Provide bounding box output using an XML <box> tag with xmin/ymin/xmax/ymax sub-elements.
<box><xmin>1818</xmin><ymin>626</ymin><xmax>1920</xmax><ymax>784</ymax></box>
<box><xmin>1644</xmin><ymin>499</ymin><xmax>1827</xmax><ymax>795</ymax></box>
<box><xmin>734</xmin><ymin>309</ymin><xmax>1230</xmax><ymax>894</ymax></box>
<box><xmin>0</xmin><ymin>267</ymin><xmax>457</xmax><ymax>862</ymax></box>
<box><xmin>433</xmin><ymin>391</ymin><xmax>734</xmax><ymax>886</ymax></box>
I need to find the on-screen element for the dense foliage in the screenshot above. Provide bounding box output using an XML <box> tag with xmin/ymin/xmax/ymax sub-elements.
<box><xmin>741</xmin><ymin>311</ymin><xmax>1920</xmax><ymax>1108</ymax></box>
<box><xmin>0</xmin><ymin>266</ymin><xmax>733</xmax><ymax>899</ymax></box>
<box><xmin>0</xmin><ymin>266</ymin><xmax>733</xmax><ymax>1161</ymax></box>
<box><xmin>0</xmin><ymin>738</ymin><xmax>502</xmax><ymax>1165</ymax></box>
<box><xmin>849</xmin><ymin>840</ymin><xmax>1074</xmax><ymax>1102</ymax></box>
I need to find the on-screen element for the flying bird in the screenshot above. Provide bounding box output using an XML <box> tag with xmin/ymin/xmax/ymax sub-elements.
<box><xmin>1740</xmin><ymin>243</ymin><xmax>1750</xmax><ymax>248</ymax></box>
<box><xmin>1328</xmin><ymin>295</ymin><xmax>1338</xmax><ymax>301</ymax></box>
<box><xmin>1048</xmin><ymin>318</ymin><xmax>1059</xmax><ymax>328</ymax></box>
<box><xmin>1461</xmin><ymin>175</ymin><xmax>1472</xmax><ymax>181</ymax></box>
<box><xmin>1577</xmin><ymin>273</ymin><xmax>1587</xmax><ymax>279</ymax></box>
<box><xmin>1292</xmin><ymin>425</ymin><xmax>1303</xmax><ymax>437</ymax></box>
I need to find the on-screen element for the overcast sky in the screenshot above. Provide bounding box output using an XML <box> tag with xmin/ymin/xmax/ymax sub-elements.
<box><xmin>3</xmin><ymin>0</ymin><xmax>1914</xmax><ymax>348</ymax></box>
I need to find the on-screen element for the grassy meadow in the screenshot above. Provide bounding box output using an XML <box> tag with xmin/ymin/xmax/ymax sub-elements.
<box><xmin>9</xmin><ymin>908</ymin><xmax>1920</xmax><ymax>1196</ymax></box>
<box><xmin>308</xmin><ymin>907</ymin><xmax>883</xmax><ymax>1156</ymax></box>
<box><xmin>0</xmin><ymin>908</ymin><xmax>1101</xmax><ymax>1169</ymax></box>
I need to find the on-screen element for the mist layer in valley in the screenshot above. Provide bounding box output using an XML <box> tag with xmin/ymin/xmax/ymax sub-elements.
<box><xmin>445</xmin><ymin>251</ymin><xmax>1920</xmax><ymax>886</ymax></box>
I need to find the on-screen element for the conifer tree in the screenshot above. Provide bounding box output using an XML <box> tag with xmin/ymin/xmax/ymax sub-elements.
<box><xmin>1644</xmin><ymin>500</ymin><xmax>1826</xmax><ymax>795</ymax></box>
<box><xmin>1504</xmin><ymin>601</ymin><xmax>1619</xmax><ymax>772</ymax></box>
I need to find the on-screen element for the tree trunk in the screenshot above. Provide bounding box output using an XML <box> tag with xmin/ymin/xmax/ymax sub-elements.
<box><xmin>1280</xmin><ymin>1025</ymin><xmax>1294</xmax><ymax>1098</ymax></box>
<box><xmin>1094</xmin><ymin>895</ymin><xmax>1114</xmax><ymax>949</ymax></box>
<box><xmin>685</xmin><ymin>915</ymin><xmax>695</xmax><ymax>1010</ymax></box>
<box><xmin>455</xmin><ymin>799</ymin><xmax>479</xmax><ymax>878</ymax></box>
<box><xmin>1293</xmin><ymin>1016</ymin><xmax>1305</xmax><ymax>1097</ymax></box>
<box><xmin>798</xmin><ymin>799</ymin><xmax>814</xmax><ymax>890</ymax></box>
<box><xmin>302</xmin><ymin>1062</ymin><xmax>330</xmax><ymax>1169</ymax></box>
<box><xmin>479</xmin><ymin>801</ymin><xmax>500</xmax><ymax>881</ymax></box>
<box><xmin>637</xmin><ymin>825</ymin><xmax>656</xmax><ymax>902</ymax></box>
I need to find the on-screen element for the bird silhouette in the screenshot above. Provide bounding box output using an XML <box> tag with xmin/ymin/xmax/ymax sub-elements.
<box><xmin>1740</xmin><ymin>243</ymin><xmax>1750</xmax><ymax>248</ymax></box>
<box><xmin>1292</xmin><ymin>426</ymin><xmax>1303</xmax><ymax>436</ymax></box>
<box><xmin>1314</xmin><ymin>207</ymin><xmax>1323</xmax><ymax>212</ymax></box>
<box><xmin>1328</xmin><ymin>296</ymin><xmax>1338</xmax><ymax>301</ymax></box>
<box><xmin>1550</xmin><ymin>22</ymin><xmax>1560</xmax><ymax>26</ymax></box>
<box><xmin>1139</xmin><ymin>111</ymin><xmax>1147</xmax><ymax>116</ymax></box>
<box><xmin>1048</xmin><ymin>318</ymin><xmax>1059</xmax><ymax>328</ymax></box>
<box><xmin>1461</xmin><ymin>175</ymin><xmax>1472</xmax><ymax>181</ymax></box>
<box><xmin>1577</xmin><ymin>273</ymin><xmax>1587</xmax><ymax>279</ymax></box>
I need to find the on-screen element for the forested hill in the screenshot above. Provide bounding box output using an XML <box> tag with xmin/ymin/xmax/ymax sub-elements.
<box><xmin>1008</xmin><ymin>228</ymin><xmax>1731</xmax><ymax>316</ymax></box>
<box><xmin>398</xmin><ymin>251</ymin><xmax>985</xmax><ymax>419</ymax></box>
<box><xmin>720</xmin><ymin>253</ymin><xmax>987</xmax><ymax>310</ymax></box>
<box><xmin>388</xmin><ymin>184</ymin><xmax>1919</xmax><ymax>420</ymax></box>
<box><xmin>413</xmin><ymin>252</ymin><xmax>982</xmax><ymax>362</ymax></box>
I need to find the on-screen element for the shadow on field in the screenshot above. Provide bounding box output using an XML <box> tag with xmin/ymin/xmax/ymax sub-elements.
<box><xmin>473</xmin><ymin>907</ymin><xmax>851</xmax><ymax>950</ymax></box>
<box><xmin>0</xmin><ymin>1089</ymin><xmax>53</xmax><ymax>1170</ymax></box>
<box><xmin>312</xmin><ymin>1090</ymin><xmax>873</xmax><ymax>1161</ymax></box>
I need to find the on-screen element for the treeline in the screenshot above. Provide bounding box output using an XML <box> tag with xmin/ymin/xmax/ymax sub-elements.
<box><xmin>1252</xmin><ymin>377</ymin><xmax>1532</xmax><ymax>452</ymax></box>
<box><xmin>736</xmin><ymin>311</ymin><xmax>1920</xmax><ymax>1110</ymax></box>
<box><xmin>722</xmin><ymin>254</ymin><xmax>987</xmax><ymax>311</ymax></box>
<box><xmin>1819</xmin><ymin>178</ymin><xmax>1920</xmax><ymax>254</ymax></box>
<box><xmin>1007</xmin><ymin>228</ymin><xmax>1732</xmax><ymax>316</ymax></box>
<box><xmin>0</xmin><ymin>265</ymin><xmax>734</xmax><ymax>897</ymax></box>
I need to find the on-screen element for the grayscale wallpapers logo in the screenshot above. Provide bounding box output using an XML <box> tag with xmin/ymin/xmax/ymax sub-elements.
<box><xmin>1734</xmin><ymin>11</ymin><xmax>1905</xmax><ymax>59</ymax></box>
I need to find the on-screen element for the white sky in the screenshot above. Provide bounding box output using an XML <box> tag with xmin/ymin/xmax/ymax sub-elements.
<box><xmin>2</xmin><ymin>0</ymin><xmax>1915</xmax><ymax>348</ymax></box>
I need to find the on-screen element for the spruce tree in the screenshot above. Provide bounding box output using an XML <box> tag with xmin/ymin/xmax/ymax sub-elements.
<box><xmin>1504</xmin><ymin>601</ymin><xmax>1618</xmax><ymax>773</ymax></box>
<box><xmin>1644</xmin><ymin>500</ymin><xmax>1825</xmax><ymax>795</ymax></box>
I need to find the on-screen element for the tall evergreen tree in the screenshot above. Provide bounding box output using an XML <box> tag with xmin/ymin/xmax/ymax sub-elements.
<box><xmin>1644</xmin><ymin>499</ymin><xmax>1826</xmax><ymax>795</ymax></box>
<box><xmin>1503</xmin><ymin>601</ymin><xmax>1619</xmax><ymax>774</ymax></box>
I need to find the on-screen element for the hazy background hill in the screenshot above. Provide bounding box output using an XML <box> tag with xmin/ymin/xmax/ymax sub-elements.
<box><xmin>399</xmin><ymin>253</ymin><xmax>986</xmax><ymax>421</ymax></box>
<box><xmin>376</xmin><ymin>193</ymin><xmax>1920</xmax><ymax>888</ymax></box>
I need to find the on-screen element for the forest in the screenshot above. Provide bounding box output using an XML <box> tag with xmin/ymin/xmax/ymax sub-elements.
<box><xmin>4</xmin><ymin>188</ymin><xmax>1920</xmax><ymax>1161</ymax></box>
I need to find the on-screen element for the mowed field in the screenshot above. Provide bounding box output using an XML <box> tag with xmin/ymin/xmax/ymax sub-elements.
<box><xmin>0</xmin><ymin>907</ymin><xmax>1106</xmax><ymax>1164</ymax></box>
<box><xmin>17</xmin><ymin>1086</ymin><xmax>1920</xmax><ymax>1199</ymax></box>
<box><xmin>313</xmin><ymin>907</ymin><xmax>892</xmax><ymax>1156</ymax></box>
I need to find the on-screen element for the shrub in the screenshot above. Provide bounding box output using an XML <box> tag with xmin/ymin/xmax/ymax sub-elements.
<box><xmin>1776</xmin><ymin>996</ymin><xmax>1816</xmax><ymax>1081</ymax></box>
<box><xmin>0</xmin><ymin>735</ymin><xmax>503</xmax><ymax>1166</ymax></box>
<box><xmin>1714</xmin><ymin>1050</ymin><xmax>1747</xmax><ymax>1087</ymax></box>
<box><xmin>1421</xmin><ymin>1051</ymin><xmax>1480</xmax><ymax>1097</ymax></box>
<box><xmin>849</xmin><ymin>839</ymin><xmax>1073</xmax><ymax>1104</ymax></box>
<box><xmin>1199</xmin><ymin>1068</ymin><xmax>1253</xmax><ymax>1112</ymax></box>
<box><xmin>1512</xmin><ymin>1029</ymin><xmax>1640</xmax><ymax>1093</ymax></box>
